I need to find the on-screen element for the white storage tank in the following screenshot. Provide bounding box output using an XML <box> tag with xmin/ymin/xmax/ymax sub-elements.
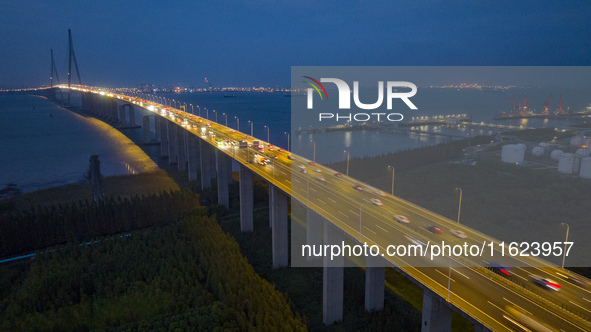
<box><xmin>558</xmin><ymin>153</ymin><xmax>581</xmax><ymax>174</ymax></box>
<box><xmin>580</xmin><ymin>157</ymin><xmax>591</xmax><ymax>179</ymax></box>
<box><xmin>501</xmin><ymin>144</ymin><xmax>525</xmax><ymax>163</ymax></box>
<box><xmin>539</xmin><ymin>142</ymin><xmax>550</xmax><ymax>148</ymax></box>
<box><xmin>532</xmin><ymin>146</ymin><xmax>545</xmax><ymax>157</ymax></box>
<box><xmin>576</xmin><ymin>148</ymin><xmax>590</xmax><ymax>158</ymax></box>
<box><xmin>550</xmin><ymin>150</ymin><xmax>563</xmax><ymax>161</ymax></box>
<box><xmin>570</xmin><ymin>136</ymin><xmax>583</xmax><ymax>146</ymax></box>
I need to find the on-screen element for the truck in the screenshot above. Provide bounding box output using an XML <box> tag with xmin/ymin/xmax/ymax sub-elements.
<box><xmin>254</xmin><ymin>153</ymin><xmax>267</xmax><ymax>166</ymax></box>
<box><xmin>239</xmin><ymin>140</ymin><xmax>248</xmax><ymax>148</ymax></box>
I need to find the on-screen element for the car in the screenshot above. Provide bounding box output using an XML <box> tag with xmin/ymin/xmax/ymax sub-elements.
<box><xmin>530</xmin><ymin>274</ymin><xmax>562</xmax><ymax>291</ymax></box>
<box><xmin>287</xmin><ymin>155</ymin><xmax>294</xmax><ymax>160</ymax></box>
<box><xmin>427</xmin><ymin>225</ymin><xmax>444</xmax><ymax>234</ymax></box>
<box><xmin>375</xmin><ymin>191</ymin><xmax>387</xmax><ymax>197</ymax></box>
<box><xmin>207</xmin><ymin>122</ymin><xmax>211</xmax><ymax>127</ymax></box>
<box><xmin>394</xmin><ymin>215</ymin><xmax>410</xmax><ymax>224</ymax></box>
<box><xmin>486</xmin><ymin>261</ymin><xmax>512</xmax><ymax>277</ymax></box>
<box><xmin>309</xmin><ymin>161</ymin><xmax>316</xmax><ymax>165</ymax></box>
<box><xmin>450</xmin><ymin>230</ymin><xmax>467</xmax><ymax>239</ymax></box>
<box><xmin>404</xmin><ymin>234</ymin><xmax>426</xmax><ymax>247</ymax></box>
<box><xmin>313</xmin><ymin>168</ymin><xmax>321</xmax><ymax>173</ymax></box>
<box><xmin>230</xmin><ymin>129</ymin><xmax>235</xmax><ymax>133</ymax></box>
<box><xmin>334</xmin><ymin>173</ymin><xmax>343</xmax><ymax>177</ymax></box>
<box><xmin>273</xmin><ymin>155</ymin><xmax>279</xmax><ymax>159</ymax></box>
<box><xmin>316</xmin><ymin>176</ymin><xmax>326</xmax><ymax>182</ymax></box>
<box><xmin>298</xmin><ymin>164</ymin><xmax>306</xmax><ymax>169</ymax></box>
<box><xmin>353</xmin><ymin>185</ymin><xmax>364</xmax><ymax>191</ymax></box>
<box><xmin>301</xmin><ymin>169</ymin><xmax>308</xmax><ymax>174</ymax></box>
<box><xmin>564</xmin><ymin>275</ymin><xmax>588</xmax><ymax>288</ymax></box>
<box><xmin>268</xmin><ymin>147</ymin><xmax>274</xmax><ymax>151</ymax></box>
<box><xmin>278</xmin><ymin>148</ymin><xmax>284</xmax><ymax>152</ymax></box>
<box><xmin>370</xmin><ymin>198</ymin><xmax>383</xmax><ymax>206</ymax></box>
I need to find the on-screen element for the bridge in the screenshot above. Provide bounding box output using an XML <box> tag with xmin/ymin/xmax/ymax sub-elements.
<box><xmin>58</xmin><ymin>86</ymin><xmax>590</xmax><ymax>332</ymax></box>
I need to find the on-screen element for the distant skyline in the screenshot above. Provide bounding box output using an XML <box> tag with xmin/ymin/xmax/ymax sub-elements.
<box><xmin>1</xmin><ymin>1</ymin><xmax>591</xmax><ymax>88</ymax></box>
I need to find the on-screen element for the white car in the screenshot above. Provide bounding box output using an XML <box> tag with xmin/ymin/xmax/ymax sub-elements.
<box><xmin>370</xmin><ymin>198</ymin><xmax>383</xmax><ymax>206</ymax></box>
<box><xmin>298</xmin><ymin>164</ymin><xmax>306</xmax><ymax>169</ymax></box>
<box><xmin>450</xmin><ymin>230</ymin><xmax>467</xmax><ymax>239</ymax></box>
<box><xmin>375</xmin><ymin>191</ymin><xmax>387</xmax><ymax>197</ymax></box>
<box><xmin>394</xmin><ymin>215</ymin><xmax>410</xmax><ymax>224</ymax></box>
<box><xmin>316</xmin><ymin>176</ymin><xmax>326</xmax><ymax>182</ymax></box>
<box><xmin>313</xmin><ymin>168</ymin><xmax>321</xmax><ymax>173</ymax></box>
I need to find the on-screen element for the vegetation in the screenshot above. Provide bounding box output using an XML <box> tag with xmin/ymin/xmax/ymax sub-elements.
<box><xmin>500</xmin><ymin>127</ymin><xmax>577</xmax><ymax>142</ymax></box>
<box><xmin>0</xmin><ymin>193</ymin><xmax>306</xmax><ymax>331</ymax></box>
<box><xmin>0</xmin><ymin>189</ymin><xmax>198</xmax><ymax>258</ymax></box>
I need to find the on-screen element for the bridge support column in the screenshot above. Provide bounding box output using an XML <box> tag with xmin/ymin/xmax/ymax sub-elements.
<box><xmin>270</xmin><ymin>185</ymin><xmax>288</xmax><ymax>268</ymax></box>
<box><xmin>422</xmin><ymin>289</ymin><xmax>452</xmax><ymax>332</ymax></box>
<box><xmin>239</xmin><ymin>164</ymin><xmax>253</xmax><ymax>232</ymax></box>
<box><xmin>167</xmin><ymin>121</ymin><xmax>178</xmax><ymax>165</ymax></box>
<box><xmin>216</xmin><ymin>150</ymin><xmax>231</xmax><ymax>209</ymax></box>
<box><xmin>119</xmin><ymin>105</ymin><xmax>127</xmax><ymax>126</ymax></box>
<box><xmin>129</xmin><ymin>105</ymin><xmax>136</xmax><ymax>126</ymax></box>
<box><xmin>159</xmin><ymin>117</ymin><xmax>168</xmax><ymax>158</ymax></box>
<box><xmin>109</xmin><ymin>99</ymin><xmax>118</xmax><ymax>122</ymax></box>
<box><xmin>323</xmin><ymin>219</ymin><xmax>344</xmax><ymax>325</ymax></box>
<box><xmin>187</xmin><ymin>133</ymin><xmax>200</xmax><ymax>181</ymax></box>
<box><xmin>176</xmin><ymin>126</ymin><xmax>186</xmax><ymax>170</ymax></box>
<box><xmin>365</xmin><ymin>254</ymin><xmax>385</xmax><ymax>312</ymax></box>
<box><xmin>306</xmin><ymin>209</ymin><xmax>323</xmax><ymax>261</ymax></box>
<box><xmin>143</xmin><ymin>116</ymin><xmax>151</xmax><ymax>143</ymax></box>
<box><xmin>200</xmin><ymin>140</ymin><xmax>216</xmax><ymax>190</ymax></box>
<box><xmin>155</xmin><ymin>117</ymin><xmax>162</xmax><ymax>141</ymax></box>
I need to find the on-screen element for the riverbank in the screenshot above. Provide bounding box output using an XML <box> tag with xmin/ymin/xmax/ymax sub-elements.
<box><xmin>0</xmin><ymin>94</ymin><xmax>159</xmax><ymax>194</ymax></box>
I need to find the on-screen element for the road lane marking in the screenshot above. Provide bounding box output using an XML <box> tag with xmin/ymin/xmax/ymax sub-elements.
<box><xmin>338</xmin><ymin>211</ymin><xmax>349</xmax><ymax>218</ymax></box>
<box><xmin>569</xmin><ymin>301</ymin><xmax>591</xmax><ymax>314</ymax></box>
<box><xmin>349</xmin><ymin>209</ymin><xmax>359</xmax><ymax>216</ymax></box>
<box><xmin>503</xmin><ymin>297</ymin><xmax>532</xmax><ymax>315</ymax></box>
<box><xmin>309</xmin><ymin>187</ymin><xmax>318</xmax><ymax>193</ymax></box>
<box><xmin>327</xmin><ymin>197</ymin><xmax>337</xmax><ymax>204</ymax></box>
<box><xmin>364</xmin><ymin>226</ymin><xmax>377</xmax><ymax>235</ymax></box>
<box><xmin>374</xmin><ymin>224</ymin><xmax>388</xmax><ymax>233</ymax></box>
<box><xmin>584</xmin><ymin>298</ymin><xmax>590</xmax><ymax>303</ymax></box>
<box><xmin>317</xmin><ymin>199</ymin><xmax>326</xmax><ymax>205</ymax></box>
<box><xmin>451</xmin><ymin>268</ymin><xmax>470</xmax><ymax>280</ymax></box>
<box><xmin>435</xmin><ymin>269</ymin><xmax>455</xmax><ymax>282</ymax></box>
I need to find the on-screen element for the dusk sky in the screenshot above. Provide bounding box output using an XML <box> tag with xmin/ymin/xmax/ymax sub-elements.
<box><xmin>1</xmin><ymin>1</ymin><xmax>591</xmax><ymax>88</ymax></box>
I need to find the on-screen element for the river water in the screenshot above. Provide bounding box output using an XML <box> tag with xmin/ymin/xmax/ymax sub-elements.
<box><xmin>0</xmin><ymin>94</ymin><xmax>158</xmax><ymax>193</ymax></box>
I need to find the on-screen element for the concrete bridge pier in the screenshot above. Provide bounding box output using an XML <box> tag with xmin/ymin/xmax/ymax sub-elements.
<box><xmin>365</xmin><ymin>254</ymin><xmax>385</xmax><ymax>312</ymax></box>
<box><xmin>216</xmin><ymin>150</ymin><xmax>231</xmax><ymax>208</ymax></box>
<box><xmin>155</xmin><ymin>117</ymin><xmax>162</xmax><ymax>142</ymax></box>
<box><xmin>129</xmin><ymin>105</ymin><xmax>136</xmax><ymax>126</ymax></box>
<box><xmin>159</xmin><ymin>117</ymin><xmax>168</xmax><ymax>159</ymax></box>
<box><xmin>186</xmin><ymin>133</ymin><xmax>200</xmax><ymax>181</ymax></box>
<box><xmin>239</xmin><ymin>164</ymin><xmax>253</xmax><ymax>232</ymax></box>
<box><xmin>109</xmin><ymin>99</ymin><xmax>118</xmax><ymax>122</ymax></box>
<box><xmin>200</xmin><ymin>140</ymin><xmax>216</xmax><ymax>190</ymax></box>
<box><xmin>143</xmin><ymin>116</ymin><xmax>151</xmax><ymax>143</ymax></box>
<box><xmin>176</xmin><ymin>126</ymin><xmax>186</xmax><ymax>170</ymax></box>
<box><xmin>167</xmin><ymin>121</ymin><xmax>178</xmax><ymax>165</ymax></box>
<box><xmin>270</xmin><ymin>185</ymin><xmax>288</xmax><ymax>268</ymax></box>
<box><xmin>323</xmin><ymin>219</ymin><xmax>344</xmax><ymax>325</ymax></box>
<box><xmin>306</xmin><ymin>209</ymin><xmax>323</xmax><ymax>261</ymax></box>
<box><xmin>422</xmin><ymin>289</ymin><xmax>452</xmax><ymax>332</ymax></box>
<box><xmin>119</xmin><ymin>105</ymin><xmax>127</xmax><ymax>126</ymax></box>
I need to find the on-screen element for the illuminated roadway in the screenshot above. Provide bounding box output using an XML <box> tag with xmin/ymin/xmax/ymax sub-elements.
<box><xmin>68</xmin><ymin>86</ymin><xmax>591</xmax><ymax>332</ymax></box>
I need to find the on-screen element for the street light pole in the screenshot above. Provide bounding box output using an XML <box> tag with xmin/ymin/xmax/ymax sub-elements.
<box><xmin>311</xmin><ymin>140</ymin><xmax>316</xmax><ymax>163</ymax></box>
<box><xmin>223</xmin><ymin>113</ymin><xmax>227</xmax><ymax>126</ymax></box>
<box><xmin>235</xmin><ymin>116</ymin><xmax>239</xmax><ymax>131</ymax></box>
<box><xmin>388</xmin><ymin>165</ymin><xmax>395</xmax><ymax>195</ymax></box>
<box><xmin>359</xmin><ymin>200</ymin><xmax>371</xmax><ymax>241</ymax></box>
<box><xmin>264</xmin><ymin>125</ymin><xmax>269</xmax><ymax>142</ymax></box>
<box><xmin>455</xmin><ymin>188</ymin><xmax>463</xmax><ymax>224</ymax></box>
<box><xmin>345</xmin><ymin>150</ymin><xmax>350</xmax><ymax>176</ymax></box>
<box><xmin>285</xmin><ymin>132</ymin><xmax>290</xmax><ymax>151</ymax></box>
<box><xmin>561</xmin><ymin>223</ymin><xmax>569</xmax><ymax>268</ymax></box>
<box><xmin>214</xmin><ymin>110</ymin><xmax>217</xmax><ymax>122</ymax></box>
